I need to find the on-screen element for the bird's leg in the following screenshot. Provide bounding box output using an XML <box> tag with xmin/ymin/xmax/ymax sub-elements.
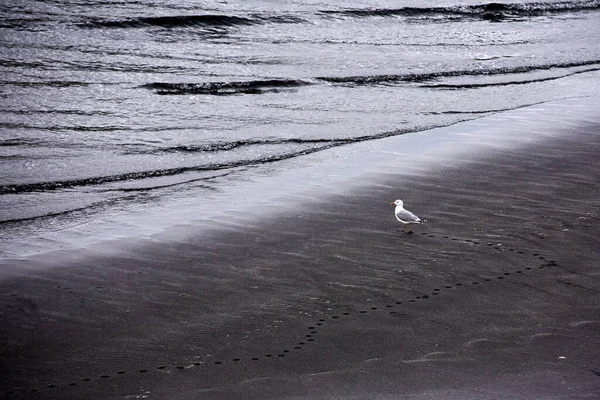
<box><xmin>406</xmin><ymin>225</ymin><xmax>413</xmax><ymax>234</ymax></box>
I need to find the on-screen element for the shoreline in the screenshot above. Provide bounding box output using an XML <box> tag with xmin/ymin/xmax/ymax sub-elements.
<box><xmin>1</xmin><ymin>100</ymin><xmax>600</xmax><ymax>399</ymax></box>
<box><xmin>0</xmin><ymin>96</ymin><xmax>597</xmax><ymax>265</ymax></box>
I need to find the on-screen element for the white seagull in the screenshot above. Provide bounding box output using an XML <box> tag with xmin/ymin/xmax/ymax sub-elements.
<box><xmin>391</xmin><ymin>199</ymin><xmax>422</xmax><ymax>234</ymax></box>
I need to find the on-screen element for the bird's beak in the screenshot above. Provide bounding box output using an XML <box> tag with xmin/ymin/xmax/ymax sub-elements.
<box><xmin>390</xmin><ymin>202</ymin><xmax>395</xmax><ymax>205</ymax></box>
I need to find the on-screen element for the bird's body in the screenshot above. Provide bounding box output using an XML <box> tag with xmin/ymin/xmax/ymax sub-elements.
<box><xmin>391</xmin><ymin>199</ymin><xmax>422</xmax><ymax>233</ymax></box>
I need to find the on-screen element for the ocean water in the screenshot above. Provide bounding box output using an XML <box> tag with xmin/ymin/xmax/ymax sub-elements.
<box><xmin>1</xmin><ymin>0</ymin><xmax>599</xmax><ymax>258</ymax></box>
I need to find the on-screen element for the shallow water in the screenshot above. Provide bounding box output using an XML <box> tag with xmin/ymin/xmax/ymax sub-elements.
<box><xmin>1</xmin><ymin>0</ymin><xmax>599</xmax><ymax>257</ymax></box>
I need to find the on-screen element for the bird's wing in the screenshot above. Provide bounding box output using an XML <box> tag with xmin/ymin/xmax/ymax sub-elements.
<box><xmin>395</xmin><ymin>208</ymin><xmax>421</xmax><ymax>223</ymax></box>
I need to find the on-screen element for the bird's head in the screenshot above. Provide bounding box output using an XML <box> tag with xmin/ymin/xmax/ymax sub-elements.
<box><xmin>391</xmin><ymin>199</ymin><xmax>403</xmax><ymax>207</ymax></box>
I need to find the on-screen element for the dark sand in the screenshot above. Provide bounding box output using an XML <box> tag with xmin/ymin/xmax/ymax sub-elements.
<box><xmin>1</xmin><ymin>115</ymin><xmax>600</xmax><ymax>399</ymax></box>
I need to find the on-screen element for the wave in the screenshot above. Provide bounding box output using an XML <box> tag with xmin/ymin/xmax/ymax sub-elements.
<box><xmin>0</xmin><ymin>204</ymin><xmax>101</xmax><ymax>225</ymax></box>
<box><xmin>421</xmin><ymin>67</ymin><xmax>600</xmax><ymax>89</ymax></box>
<box><xmin>0</xmin><ymin>174</ymin><xmax>228</xmax><ymax>225</ymax></box>
<box><xmin>136</xmin><ymin>138</ymin><xmax>350</xmax><ymax>155</ymax></box>
<box><xmin>141</xmin><ymin>79</ymin><xmax>312</xmax><ymax>95</ymax></box>
<box><xmin>141</xmin><ymin>60</ymin><xmax>600</xmax><ymax>97</ymax></box>
<box><xmin>320</xmin><ymin>1</ymin><xmax>600</xmax><ymax>21</ymax></box>
<box><xmin>317</xmin><ymin>59</ymin><xmax>600</xmax><ymax>86</ymax></box>
<box><xmin>0</xmin><ymin>122</ymin><xmax>451</xmax><ymax>195</ymax></box>
<box><xmin>0</xmin><ymin>17</ymin><xmax>53</xmax><ymax>30</ymax></box>
<box><xmin>0</xmin><ymin>80</ymin><xmax>89</xmax><ymax>87</ymax></box>
<box><xmin>0</xmin><ymin>131</ymin><xmax>403</xmax><ymax>195</ymax></box>
<box><xmin>0</xmin><ymin>97</ymin><xmax>560</xmax><ymax>196</ymax></box>
<box><xmin>0</xmin><ymin>138</ymin><xmax>39</xmax><ymax>147</ymax></box>
<box><xmin>82</xmin><ymin>14</ymin><xmax>305</xmax><ymax>29</ymax></box>
<box><xmin>0</xmin><ymin>147</ymin><xmax>334</xmax><ymax>195</ymax></box>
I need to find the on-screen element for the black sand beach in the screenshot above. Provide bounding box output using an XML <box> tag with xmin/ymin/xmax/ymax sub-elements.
<box><xmin>1</xmin><ymin>104</ymin><xmax>600</xmax><ymax>399</ymax></box>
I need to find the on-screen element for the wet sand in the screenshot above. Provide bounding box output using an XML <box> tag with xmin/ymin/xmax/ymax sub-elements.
<box><xmin>1</xmin><ymin>105</ymin><xmax>600</xmax><ymax>399</ymax></box>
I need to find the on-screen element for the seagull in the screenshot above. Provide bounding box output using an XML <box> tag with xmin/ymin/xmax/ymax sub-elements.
<box><xmin>391</xmin><ymin>199</ymin><xmax>422</xmax><ymax>234</ymax></box>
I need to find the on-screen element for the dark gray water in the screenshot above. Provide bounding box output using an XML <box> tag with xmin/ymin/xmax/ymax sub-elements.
<box><xmin>1</xmin><ymin>0</ymin><xmax>599</xmax><ymax>257</ymax></box>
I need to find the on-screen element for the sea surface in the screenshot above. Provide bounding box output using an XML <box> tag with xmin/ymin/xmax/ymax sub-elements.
<box><xmin>1</xmin><ymin>0</ymin><xmax>599</xmax><ymax>258</ymax></box>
